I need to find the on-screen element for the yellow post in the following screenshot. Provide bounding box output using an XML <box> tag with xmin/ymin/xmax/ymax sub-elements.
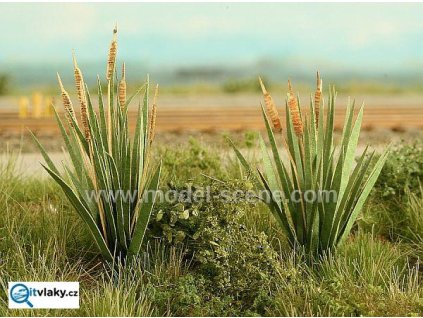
<box><xmin>18</xmin><ymin>96</ymin><xmax>29</xmax><ymax>119</ymax></box>
<box><xmin>32</xmin><ymin>92</ymin><xmax>43</xmax><ymax>118</ymax></box>
<box><xmin>44</xmin><ymin>96</ymin><xmax>54</xmax><ymax>117</ymax></box>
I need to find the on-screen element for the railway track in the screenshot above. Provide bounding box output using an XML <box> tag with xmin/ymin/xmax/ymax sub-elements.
<box><xmin>0</xmin><ymin>106</ymin><xmax>422</xmax><ymax>136</ymax></box>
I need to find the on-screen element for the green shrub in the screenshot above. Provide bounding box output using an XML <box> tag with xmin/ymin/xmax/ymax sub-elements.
<box><xmin>0</xmin><ymin>74</ymin><xmax>10</xmax><ymax>95</ymax></box>
<box><xmin>374</xmin><ymin>140</ymin><xmax>423</xmax><ymax>199</ymax></box>
<box><xmin>149</xmin><ymin>180</ymin><xmax>281</xmax><ymax>315</ymax></box>
<box><xmin>366</xmin><ymin>184</ymin><xmax>423</xmax><ymax>249</ymax></box>
<box><xmin>222</xmin><ymin>77</ymin><xmax>263</xmax><ymax>94</ymax></box>
<box><xmin>244</xmin><ymin>130</ymin><xmax>260</xmax><ymax>149</ymax></box>
<box><xmin>363</xmin><ymin>141</ymin><xmax>423</xmax><ymax>241</ymax></box>
<box><xmin>405</xmin><ymin>186</ymin><xmax>423</xmax><ymax>242</ymax></box>
<box><xmin>160</xmin><ymin>137</ymin><xmax>224</xmax><ymax>183</ymax></box>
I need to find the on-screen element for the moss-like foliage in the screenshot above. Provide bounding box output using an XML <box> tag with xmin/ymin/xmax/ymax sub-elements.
<box><xmin>149</xmin><ymin>180</ymin><xmax>281</xmax><ymax>315</ymax></box>
<box><xmin>375</xmin><ymin>140</ymin><xmax>423</xmax><ymax>199</ymax></box>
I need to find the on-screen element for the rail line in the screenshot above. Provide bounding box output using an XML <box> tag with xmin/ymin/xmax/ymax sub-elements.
<box><xmin>0</xmin><ymin>106</ymin><xmax>422</xmax><ymax>135</ymax></box>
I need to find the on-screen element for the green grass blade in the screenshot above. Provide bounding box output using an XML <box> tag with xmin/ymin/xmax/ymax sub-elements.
<box><xmin>257</xmin><ymin>169</ymin><xmax>295</xmax><ymax>244</ymax></box>
<box><xmin>259</xmin><ymin>135</ymin><xmax>280</xmax><ymax>203</ymax></box>
<box><xmin>106</xmin><ymin>153</ymin><xmax>127</xmax><ymax>250</ymax></box>
<box><xmin>30</xmin><ymin>131</ymin><xmax>59</xmax><ymax>175</ymax></box>
<box><xmin>128</xmin><ymin>162</ymin><xmax>161</xmax><ymax>258</ymax></box>
<box><xmin>337</xmin><ymin>148</ymin><xmax>390</xmax><ymax>245</ymax></box>
<box><xmin>227</xmin><ymin>137</ymin><xmax>262</xmax><ymax>190</ymax></box>
<box><xmin>41</xmin><ymin>164</ymin><xmax>113</xmax><ymax>261</ymax></box>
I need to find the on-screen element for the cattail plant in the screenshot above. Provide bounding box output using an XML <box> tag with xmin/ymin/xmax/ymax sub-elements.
<box><xmin>287</xmin><ymin>80</ymin><xmax>303</xmax><ymax>137</ymax></box>
<box><xmin>314</xmin><ymin>71</ymin><xmax>322</xmax><ymax>126</ymax></box>
<box><xmin>118</xmin><ymin>63</ymin><xmax>127</xmax><ymax>108</ymax></box>
<box><xmin>148</xmin><ymin>85</ymin><xmax>158</xmax><ymax>146</ymax></box>
<box><xmin>106</xmin><ymin>26</ymin><xmax>118</xmax><ymax>81</ymax></box>
<box><xmin>31</xmin><ymin>28</ymin><xmax>161</xmax><ymax>263</ymax></box>
<box><xmin>230</xmin><ymin>74</ymin><xmax>389</xmax><ymax>255</ymax></box>
<box><xmin>57</xmin><ymin>74</ymin><xmax>76</xmax><ymax>126</ymax></box>
<box><xmin>73</xmin><ymin>54</ymin><xmax>90</xmax><ymax>140</ymax></box>
<box><xmin>259</xmin><ymin>77</ymin><xmax>282</xmax><ymax>132</ymax></box>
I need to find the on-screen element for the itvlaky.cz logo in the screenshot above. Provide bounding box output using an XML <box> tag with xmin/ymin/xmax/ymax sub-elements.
<box><xmin>8</xmin><ymin>282</ymin><xmax>79</xmax><ymax>309</ymax></box>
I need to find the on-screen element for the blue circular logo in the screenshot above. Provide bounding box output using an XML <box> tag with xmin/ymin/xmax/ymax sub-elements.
<box><xmin>10</xmin><ymin>284</ymin><xmax>33</xmax><ymax>308</ymax></box>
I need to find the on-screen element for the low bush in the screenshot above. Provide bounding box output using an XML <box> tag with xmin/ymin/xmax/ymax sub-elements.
<box><xmin>160</xmin><ymin>137</ymin><xmax>224</xmax><ymax>183</ymax></box>
<box><xmin>222</xmin><ymin>77</ymin><xmax>263</xmax><ymax>94</ymax></box>
<box><xmin>363</xmin><ymin>140</ymin><xmax>423</xmax><ymax>241</ymax></box>
<box><xmin>374</xmin><ymin>140</ymin><xmax>423</xmax><ymax>200</ymax></box>
<box><xmin>149</xmin><ymin>180</ymin><xmax>281</xmax><ymax>315</ymax></box>
<box><xmin>405</xmin><ymin>186</ymin><xmax>423</xmax><ymax>243</ymax></box>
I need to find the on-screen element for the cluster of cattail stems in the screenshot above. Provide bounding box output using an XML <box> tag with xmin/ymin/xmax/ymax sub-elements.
<box><xmin>55</xmin><ymin>26</ymin><xmax>160</xmax><ymax>246</ymax></box>
<box><xmin>34</xmin><ymin>26</ymin><xmax>167</xmax><ymax>262</ymax></box>
<box><xmin>56</xmin><ymin>26</ymin><xmax>158</xmax><ymax>152</ymax></box>
<box><xmin>259</xmin><ymin>72</ymin><xmax>323</xmax><ymax>138</ymax></box>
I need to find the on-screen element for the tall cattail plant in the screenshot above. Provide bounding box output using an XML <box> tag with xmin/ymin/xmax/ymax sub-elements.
<box><xmin>230</xmin><ymin>74</ymin><xmax>389</xmax><ymax>255</ymax></box>
<box><xmin>32</xmin><ymin>28</ymin><xmax>161</xmax><ymax>262</ymax></box>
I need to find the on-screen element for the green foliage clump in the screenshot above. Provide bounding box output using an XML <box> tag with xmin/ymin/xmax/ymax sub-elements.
<box><xmin>0</xmin><ymin>74</ymin><xmax>10</xmax><ymax>95</ymax></box>
<box><xmin>146</xmin><ymin>274</ymin><xmax>204</xmax><ymax>316</ymax></box>
<box><xmin>222</xmin><ymin>77</ymin><xmax>263</xmax><ymax>94</ymax></box>
<box><xmin>160</xmin><ymin>137</ymin><xmax>223</xmax><ymax>183</ymax></box>
<box><xmin>374</xmin><ymin>140</ymin><xmax>423</xmax><ymax>199</ymax></box>
<box><xmin>243</xmin><ymin>130</ymin><xmax>259</xmax><ymax>149</ymax></box>
<box><xmin>405</xmin><ymin>187</ymin><xmax>423</xmax><ymax>243</ymax></box>
<box><xmin>149</xmin><ymin>180</ymin><xmax>281</xmax><ymax>315</ymax></box>
<box><xmin>363</xmin><ymin>140</ymin><xmax>423</xmax><ymax>242</ymax></box>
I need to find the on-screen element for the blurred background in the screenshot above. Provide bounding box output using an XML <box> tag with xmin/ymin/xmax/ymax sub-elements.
<box><xmin>2</xmin><ymin>3</ymin><xmax>423</xmax><ymax>95</ymax></box>
<box><xmin>0</xmin><ymin>3</ymin><xmax>422</xmax><ymax>145</ymax></box>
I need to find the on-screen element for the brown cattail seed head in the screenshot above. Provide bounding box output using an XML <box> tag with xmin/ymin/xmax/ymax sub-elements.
<box><xmin>73</xmin><ymin>54</ymin><xmax>85</xmax><ymax>103</ymax></box>
<box><xmin>314</xmin><ymin>71</ymin><xmax>322</xmax><ymax>127</ymax></box>
<box><xmin>148</xmin><ymin>84</ymin><xmax>158</xmax><ymax>145</ymax></box>
<box><xmin>80</xmin><ymin>100</ymin><xmax>90</xmax><ymax>140</ymax></box>
<box><xmin>118</xmin><ymin>62</ymin><xmax>127</xmax><ymax>108</ymax></box>
<box><xmin>57</xmin><ymin>73</ymin><xmax>76</xmax><ymax>127</ymax></box>
<box><xmin>259</xmin><ymin>77</ymin><xmax>282</xmax><ymax>132</ymax></box>
<box><xmin>73</xmin><ymin>55</ymin><xmax>90</xmax><ymax>140</ymax></box>
<box><xmin>287</xmin><ymin>80</ymin><xmax>303</xmax><ymax>137</ymax></box>
<box><xmin>106</xmin><ymin>27</ymin><xmax>118</xmax><ymax>81</ymax></box>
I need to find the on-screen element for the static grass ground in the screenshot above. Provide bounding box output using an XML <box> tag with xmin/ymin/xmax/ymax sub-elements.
<box><xmin>0</xmin><ymin>137</ymin><xmax>422</xmax><ymax>316</ymax></box>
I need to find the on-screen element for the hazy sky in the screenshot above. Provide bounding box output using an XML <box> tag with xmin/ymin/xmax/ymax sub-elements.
<box><xmin>1</xmin><ymin>3</ymin><xmax>423</xmax><ymax>73</ymax></box>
